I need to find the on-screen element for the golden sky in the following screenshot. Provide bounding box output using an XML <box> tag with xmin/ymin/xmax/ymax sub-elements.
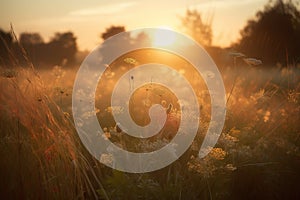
<box><xmin>1</xmin><ymin>0</ymin><xmax>268</xmax><ymax>51</ymax></box>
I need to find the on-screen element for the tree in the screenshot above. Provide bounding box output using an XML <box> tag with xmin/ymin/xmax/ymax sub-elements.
<box><xmin>99</xmin><ymin>25</ymin><xmax>131</xmax><ymax>65</ymax></box>
<box><xmin>20</xmin><ymin>33</ymin><xmax>43</xmax><ymax>45</ymax></box>
<box><xmin>0</xmin><ymin>29</ymin><xmax>13</xmax><ymax>66</ymax></box>
<box><xmin>17</xmin><ymin>31</ymin><xmax>77</xmax><ymax>66</ymax></box>
<box><xmin>101</xmin><ymin>26</ymin><xmax>126</xmax><ymax>40</ymax></box>
<box><xmin>181</xmin><ymin>9</ymin><xmax>213</xmax><ymax>47</ymax></box>
<box><xmin>236</xmin><ymin>0</ymin><xmax>300</xmax><ymax>66</ymax></box>
<box><xmin>47</xmin><ymin>31</ymin><xmax>77</xmax><ymax>65</ymax></box>
<box><xmin>19</xmin><ymin>33</ymin><xmax>44</xmax><ymax>65</ymax></box>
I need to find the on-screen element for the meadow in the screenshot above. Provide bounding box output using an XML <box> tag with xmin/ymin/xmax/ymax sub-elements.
<box><xmin>0</xmin><ymin>46</ymin><xmax>300</xmax><ymax>200</ymax></box>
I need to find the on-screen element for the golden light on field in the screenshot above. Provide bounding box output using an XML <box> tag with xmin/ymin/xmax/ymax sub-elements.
<box><xmin>152</xmin><ymin>26</ymin><xmax>178</xmax><ymax>47</ymax></box>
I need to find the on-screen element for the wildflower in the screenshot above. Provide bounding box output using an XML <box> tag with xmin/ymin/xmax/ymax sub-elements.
<box><xmin>124</xmin><ymin>57</ymin><xmax>137</xmax><ymax>65</ymax></box>
<box><xmin>243</xmin><ymin>58</ymin><xmax>262</xmax><ymax>66</ymax></box>
<box><xmin>287</xmin><ymin>90</ymin><xmax>299</xmax><ymax>103</ymax></box>
<box><xmin>281</xmin><ymin>67</ymin><xmax>293</xmax><ymax>76</ymax></box>
<box><xmin>203</xmin><ymin>70</ymin><xmax>215</xmax><ymax>79</ymax></box>
<box><xmin>280</xmin><ymin>108</ymin><xmax>287</xmax><ymax>117</ymax></box>
<box><xmin>82</xmin><ymin>109</ymin><xmax>99</xmax><ymax>119</ymax></box>
<box><xmin>225</xmin><ymin>164</ymin><xmax>237</xmax><ymax>171</ymax></box>
<box><xmin>229</xmin><ymin>52</ymin><xmax>246</xmax><ymax>58</ymax></box>
<box><xmin>209</xmin><ymin>148</ymin><xmax>227</xmax><ymax>160</ymax></box>
<box><xmin>250</xmin><ymin>89</ymin><xmax>265</xmax><ymax>102</ymax></box>
<box><xmin>100</xmin><ymin>153</ymin><xmax>113</xmax><ymax>166</ymax></box>
<box><xmin>263</xmin><ymin>110</ymin><xmax>271</xmax><ymax>122</ymax></box>
<box><xmin>104</xmin><ymin>67</ymin><xmax>115</xmax><ymax>78</ymax></box>
<box><xmin>52</xmin><ymin>65</ymin><xmax>65</xmax><ymax>79</ymax></box>
<box><xmin>102</xmin><ymin>127</ymin><xmax>111</xmax><ymax>139</ymax></box>
<box><xmin>229</xmin><ymin>127</ymin><xmax>241</xmax><ymax>135</ymax></box>
<box><xmin>101</xmin><ymin>132</ymin><xmax>111</xmax><ymax>140</ymax></box>
<box><xmin>223</xmin><ymin>134</ymin><xmax>239</xmax><ymax>147</ymax></box>
<box><xmin>105</xmin><ymin>106</ymin><xmax>123</xmax><ymax>114</ymax></box>
<box><xmin>190</xmin><ymin>142</ymin><xmax>199</xmax><ymax>151</ymax></box>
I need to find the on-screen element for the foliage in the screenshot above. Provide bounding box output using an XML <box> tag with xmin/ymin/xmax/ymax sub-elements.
<box><xmin>0</xmin><ymin>29</ymin><xmax>78</xmax><ymax>67</ymax></box>
<box><xmin>20</xmin><ymin>33</ymin><xmax>44</xmax><ymax>45</ymax></box>
<box><xmin>101</xmin><ymin>26</ymin><xmax>126</xmax><ymax>40</ymax></box>
<box><xmin>237</xmin><ymin>0</ymin><xmax>300</xmax><ymax>65</ymax></box>
<box><xmin>0</xmin><ymin>28</ymin><xmax>15</xmax><ymax>66</ymax></box>
<box><xmin>181</xmin><ymin>9</ymin><xmax>213</xmax><ymax>47</ymax></box>
<box><xmin>46</xmin><ymin>32</ymin><xmax>77</xmax><ymax>64</ymax></box>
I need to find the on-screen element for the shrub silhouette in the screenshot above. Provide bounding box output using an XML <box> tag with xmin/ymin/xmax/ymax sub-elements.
<box><xmin>101</xmin><ymin>26</ymin><xmax>126</xmax><ymax>40</ymax></box>
<box><xmin>236</xmin><ymin>0</ymin><xmax>300</xmax><ymax>66</ymax></box>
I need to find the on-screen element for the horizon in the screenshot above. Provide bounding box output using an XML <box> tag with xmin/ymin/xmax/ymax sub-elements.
<box><xmin>1</xmin><ymin>0</ymin><xmax>270</xmax><ymax>51</ymax></box>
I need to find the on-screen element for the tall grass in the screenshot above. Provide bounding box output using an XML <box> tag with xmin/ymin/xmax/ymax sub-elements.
<box><xmin>0</xmin><ymin>36</ymin><xmax>106</xmax><ymax>199</ymax></box>
<box><xmin>0</xmin><ymin>32</ymin><xmax>300</xmax><ymax>199</ymax></box>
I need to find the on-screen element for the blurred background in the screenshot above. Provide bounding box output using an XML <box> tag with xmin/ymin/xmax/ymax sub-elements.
<box><xmin>0</xmin><ymin>0</ymin><xmax>300</xmax><ymax>199</ymax></box>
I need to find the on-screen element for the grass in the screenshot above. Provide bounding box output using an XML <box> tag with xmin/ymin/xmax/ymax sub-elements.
<box><xmin>0</xmin><ymin>66</ymin><xmax>106</xmax><ymax>199</ymax></box>
<box><xmin>0</xmin><ymin>44</ymin><xmax>300</xmax><ymax>199</ymax></box>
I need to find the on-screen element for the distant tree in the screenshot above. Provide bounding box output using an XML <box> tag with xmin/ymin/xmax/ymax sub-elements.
<box><xmin>0</xmin><ymin>29</ymin><xmax>13</xmax><ymax>66</ymax></box>
<box><xmin>47</xmin><ymin>31</ymin><xmax>77</xmax><ymax>65</ymax></box>
<box><xmin>99</xmin><ymin>25</ymin><xmax>132</xmax><ymax>65</ymax></box>
<box><xmin>19</xmin><ymin>33</ymin><xmax>44</xmax><ymax>65</ymax></box>
<box><xmin>20</xmin><ymin>33</ymin><xmax>43</xmax><ymax>45</ymax></box>
<box><xmin>181</xmin><ymin>9</ymin><xmax>213</xmax><ymax>47</ymax></box>
<box><xmin>236</xmin><ymin>0</ymin><xmax>300</xmax><ymax>65</ymax></box>
<box><xmin>133</xmin><ymin>31</ymin><xmax>151</xmax><ymax>45</ymax></box>
<box><xmin>0</xmin><ymin>29</ymin><xmax>13</xmax><ymax>45</ymax></box>
<box><xmin>1</xmin><ymin>29</ymin><xmax>79</xmax><ymax>67</ymax></box>
<box><xmin>101</xmin><ymin>26</ymin><xmax>126</xmax><ymax>40</ymax></box>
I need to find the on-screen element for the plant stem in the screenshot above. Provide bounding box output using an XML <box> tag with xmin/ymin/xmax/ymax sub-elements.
<box><xmin>226</xmin><ymin>57</ymin><xmax>239</xmax><ymax>105</ymax></box>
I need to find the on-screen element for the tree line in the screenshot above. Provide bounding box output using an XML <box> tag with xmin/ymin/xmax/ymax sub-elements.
<box><xmin>0</xmin><ymin>0</ymin><xmax>299</xmax><ymax>68</ymax></box>
<box><xmin>180</xmin><ymin>0</ymin><xmax>300</xmax><ymax>66</ymax></box>
<box><xmin>0</xmin><ymin>30</ymin><xmax>77</xmax><ymax>67</ymax></box>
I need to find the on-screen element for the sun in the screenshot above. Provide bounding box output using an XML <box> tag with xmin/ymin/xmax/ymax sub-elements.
<box><xmin>152</xmin><ymin>26</ymin><xmax>177</xmax><ymax>47</ymax></box>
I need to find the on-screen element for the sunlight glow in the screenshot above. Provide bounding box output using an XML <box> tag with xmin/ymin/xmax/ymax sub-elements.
<box><xmin>152</xmin><ymin>26</ymin><xmax>178</xmax><ymax>47</ymax></box>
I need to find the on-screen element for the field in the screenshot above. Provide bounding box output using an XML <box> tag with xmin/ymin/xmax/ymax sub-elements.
<box><xmin>0</xmin><ymin>48</ymin><xmax>300</xmax><ymax>199</ymax></box>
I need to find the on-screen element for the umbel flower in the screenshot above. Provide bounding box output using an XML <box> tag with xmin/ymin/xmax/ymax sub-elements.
<box><xmin>243</xmin><ymin>58</ymin><xmax>262</xmax><ymax>66</ymax></box>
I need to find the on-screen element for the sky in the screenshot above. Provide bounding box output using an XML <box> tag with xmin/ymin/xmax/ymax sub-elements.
<box><xmin>0</xmin><ymin>0</ymin><xmax>269</xmax><ymax>51</ymax></box>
